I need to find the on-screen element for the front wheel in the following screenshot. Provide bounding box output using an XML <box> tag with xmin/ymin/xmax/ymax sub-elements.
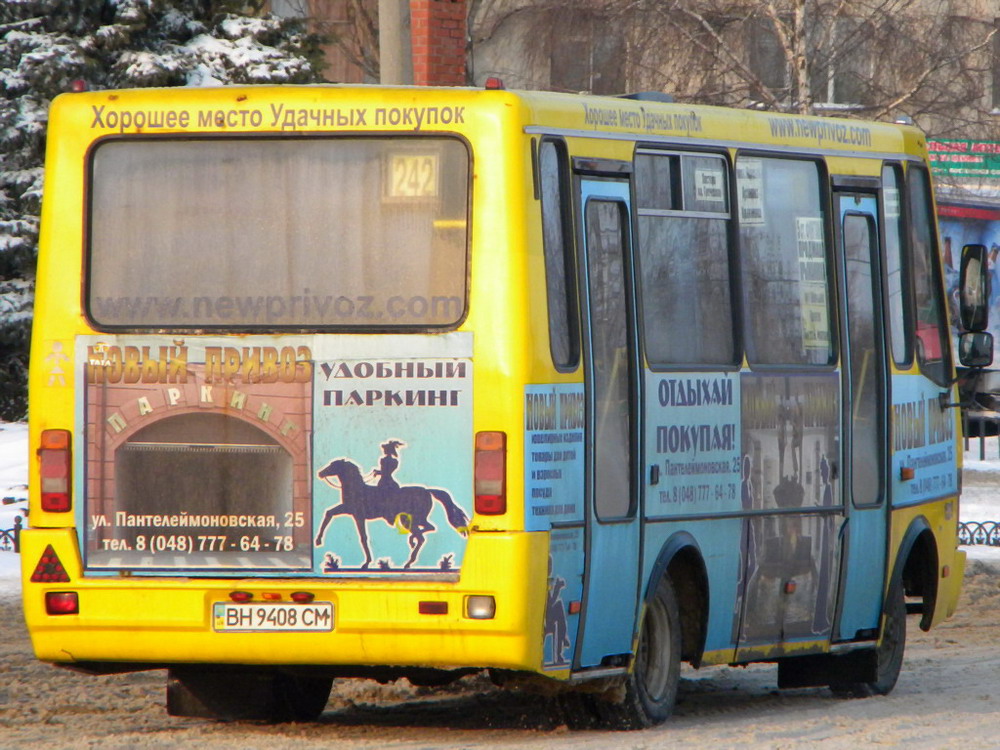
<box><xmin>831</xmin><ymin>579</ymin><xmax>906</xmax><ymax>698</ymax></box>
<box><xmin>595</xmin><ymin>574</ymin><xmax>682</xmax><ymax>729</ymax></box>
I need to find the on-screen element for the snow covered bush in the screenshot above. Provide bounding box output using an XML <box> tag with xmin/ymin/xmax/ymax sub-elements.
<box><xmin>0</xmin><ymin>0</ymin><xmax>326</xmax><ymax>420</ymax></box>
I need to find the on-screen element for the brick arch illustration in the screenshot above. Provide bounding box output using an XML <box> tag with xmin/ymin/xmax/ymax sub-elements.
<box><xmin>85</xmin><ymin>375</ymin><xmax>312</xmax><ymax>527</ymax></box>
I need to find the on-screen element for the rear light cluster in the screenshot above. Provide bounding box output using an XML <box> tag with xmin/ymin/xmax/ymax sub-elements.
<box><xmin>474</xmin><ymin>431</ymin><xmax>506</xmax><ymax>515</ymax></box>
<box><xmin>39</xmin><ymin>429</ymin><xmax>72</xmax><ymax>512</ymax></box>
<box><xmin>31</xmin><ymin>545</ymin><xmax>70</xmax><ymax>583</ymax></box>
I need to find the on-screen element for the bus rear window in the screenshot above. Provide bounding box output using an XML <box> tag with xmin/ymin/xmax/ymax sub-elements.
<box><xmin>87</xmin><ymin>137</ymin><xmax>469</xmax><ymax>328</ymax></box>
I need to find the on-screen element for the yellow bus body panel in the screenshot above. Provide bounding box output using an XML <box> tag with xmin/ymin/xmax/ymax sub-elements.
<box><xmin>23</xmin><ymin>528</ymin><xmax>548</xmax><ymax>670</ymax></box>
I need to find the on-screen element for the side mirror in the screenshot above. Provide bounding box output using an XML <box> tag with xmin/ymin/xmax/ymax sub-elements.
<box><xmin>959</xmin><ymin>331</ymin><xmax>994</xmax><ymax>368</ymax></box>
<box><xmin>959</xmin><ymin>243</ymin><xmax>989</xmax><ymax>332</ymax></box>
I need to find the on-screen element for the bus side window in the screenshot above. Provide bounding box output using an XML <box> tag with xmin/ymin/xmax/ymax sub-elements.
<box><xmin>539</xmin><ymin>139</ymin><xmax>579</xmax><ymax>370</ymax></box>
<box><xmin>881</xmin><ymin>164</ymin><xmax>912</xmax><ymax>367</ymax></box>
<box><xmin>907</xmin><ymin>165</ymin><xmax>951</xmax><ymax>385</ymax></box>
<box><xmin>737</xmin><ymin>157</ymin><xmax>834</xmax><ymax>366</ymax></box>
<box><xmin>634</xmin><ymin>151</ymin><xmax>736</xmax><ymax>366</ymax></box>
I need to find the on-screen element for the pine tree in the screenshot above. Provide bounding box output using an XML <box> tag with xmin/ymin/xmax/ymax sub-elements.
<box><xmin>0</xmin><ymin>0</ymin><xmax>326</xmax><ymax>421</ymax></box>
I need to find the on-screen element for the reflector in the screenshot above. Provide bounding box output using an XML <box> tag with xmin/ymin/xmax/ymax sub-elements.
<box><xmin>418</xmin><ymin>601</ymin><xmax>448</xmax><ymax>615</ymax></box>
<box><xmin>31</xmin><ymin>545</ymin><xmax>70</xmax><ymax>583</ymax></box>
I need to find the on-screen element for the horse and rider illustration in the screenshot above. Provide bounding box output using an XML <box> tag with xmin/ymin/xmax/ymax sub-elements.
<box><xmin>314</xmin><ymin>440</ymin><xmax>470</xmax><ymax>570</ymax></box>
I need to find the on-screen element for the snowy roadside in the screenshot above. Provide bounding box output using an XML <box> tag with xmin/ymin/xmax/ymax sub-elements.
<box><xmin>0</xmin><ymin>422</ymin><xmax>28</xmax><ymax>596</ymax></box>
<box><xmin>2</xmin><ymin>423</ymin><xmax>1000</xmax><ymax>598</ymax></box>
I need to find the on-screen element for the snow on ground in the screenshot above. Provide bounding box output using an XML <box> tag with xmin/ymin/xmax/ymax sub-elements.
<box><xmin>2</xmin><ymin>423</ymin><xmax>1000</xmax><ymax>595</ymax></box>
<box><xmin>0</xmin><ymin>422</ymin><xmax>28</xmax><ymax>593</ymax></box>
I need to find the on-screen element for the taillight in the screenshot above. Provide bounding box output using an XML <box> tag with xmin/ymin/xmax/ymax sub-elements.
<box><xmin>45</xmin><ymin>592</ymin><xmax>79</xmax><ymax>615</ymax></box>
<box><xmin>474</xmin><ymin>431</ymin><xmax>506</xmax><ymax>515</ymax></box>
<box><xmin>39</xmin><ymin>429</ymin><xmax>71</xmax><ymax>512</ymax></box>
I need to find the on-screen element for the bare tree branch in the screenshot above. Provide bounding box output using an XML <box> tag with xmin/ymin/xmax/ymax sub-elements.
<box><xmin>663</xmin><ymin>2</ymin><xmax>785</xmax><ymax>109</ymax></box>
<box><xmin>870</xmin><ymin>26</ymin><xmax>998</xmax><ymax>121</ymax></box>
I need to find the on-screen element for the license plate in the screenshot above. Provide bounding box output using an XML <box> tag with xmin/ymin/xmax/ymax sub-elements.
<box><xmin>212</xmin><ymin>602</ymin><xmax>334</xmax><ymax>632</ymax></box>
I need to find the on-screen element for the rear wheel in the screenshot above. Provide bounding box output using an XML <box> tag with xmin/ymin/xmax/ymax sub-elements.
<box><xmin>167</xmin><ymin>667</ymin><xmax>332</xmax><ymax>722</ymax></box>
<box><xmin>830</xmin><ymin>579</ymin><xmax>906</xmax><ymax>698</ymax></box>
<box><xmin>593</xmin><ymin>574</ymin><xmax>682</xmax><ymax>730</ymax></box>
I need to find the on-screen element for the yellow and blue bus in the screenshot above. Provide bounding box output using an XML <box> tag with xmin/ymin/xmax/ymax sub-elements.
<box><xmin>23</xmin><ymin>83</ymin><xmax>990</xmax><ymax>728</ymax></box>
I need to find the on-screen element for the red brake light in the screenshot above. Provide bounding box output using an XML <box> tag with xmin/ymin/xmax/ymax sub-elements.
<box><xmin>31</xmin><ymin>544</ymin><xmax>70</xmax><ymax>583</ymax></box>
<box><xmin>45</xmin><ymin>592</ymin><xmax>79</xmax><ymax>615</ymax></box>
<box><xmin>39</xmin><ymin>429</ymin><xmax>71</xmax><ymax>512</ymax></box>
<box><xmin>229</xmin><ymin>591</ymin><xmax>253</xmax><ymax>603</ymax></box>
<box><xmin>475</xmin><ymin>431</ymin><xmax>506</xmax><ymax>515</ymax></box>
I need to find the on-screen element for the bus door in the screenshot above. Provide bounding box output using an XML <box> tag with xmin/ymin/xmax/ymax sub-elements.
<box><xmin>574</xmin><ymin>171</ymin><xmax>642</xmax><ymax>669</ymax></box>
<box><xmin>832</xmin><ymin>190</ymin><xmax>888</xmax><ymax>641</ymax></box>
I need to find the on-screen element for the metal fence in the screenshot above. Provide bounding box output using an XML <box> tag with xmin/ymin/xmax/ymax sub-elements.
<box><xmin>959</xmin><ymin>521</ymin><xmax>1000</xmax><ymax>546</ymax></box>
<box><xmin>1</xmin><ymin>518</ymin><xmax>996</xmax><ymax>553</ymax></box>
<box><xmin>0</xmin><ymin>516</ymin><xmax>22</xmax><ymax>553</ymax></box>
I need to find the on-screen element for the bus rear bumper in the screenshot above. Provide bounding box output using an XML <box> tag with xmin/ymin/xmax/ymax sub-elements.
<box><xmin>21</xmin><ymin>528</ymin><xmax>548</xmax><ymax>676</ymax></box>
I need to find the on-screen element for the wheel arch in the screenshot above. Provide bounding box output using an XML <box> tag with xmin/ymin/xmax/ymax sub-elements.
<box><xmin>645</xmin><ymin>531</ymin><xmax>709</xmax><ymax>667</ymax></box>
<box><xmin>890</xmin><ymin>515</ymin><xmax>939</xmax><ymax>632</ymax></box>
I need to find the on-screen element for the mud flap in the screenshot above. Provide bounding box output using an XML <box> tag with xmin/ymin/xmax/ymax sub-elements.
<box><xmin>777</xmin><ymin>649</ymin><xmax>877</xmax><ymax>689</ymax></box>
<box><xmin>167</xmin><ymin>666</ymin><xmax>332</xmax><ymax>722</ymax></box>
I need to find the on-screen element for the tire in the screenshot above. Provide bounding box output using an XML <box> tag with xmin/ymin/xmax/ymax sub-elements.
<box><xmin>830</xmin><ymin>579</ymin><xmax>906</xmax><ymax>698</ymax></box>
<box><xmin>593</xmin><ymin>575</ymin><xmax>682</xmax><ymax>730</ymax></box>
<box><xmin>167</xmin><ymin>667</ymin><xmax>332</xmax><ymax>722</ymax></box>
<box><xmin>272</xmin><ymin>672</ymin><xmax>334</xmax><ymax>722</ymax></box>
